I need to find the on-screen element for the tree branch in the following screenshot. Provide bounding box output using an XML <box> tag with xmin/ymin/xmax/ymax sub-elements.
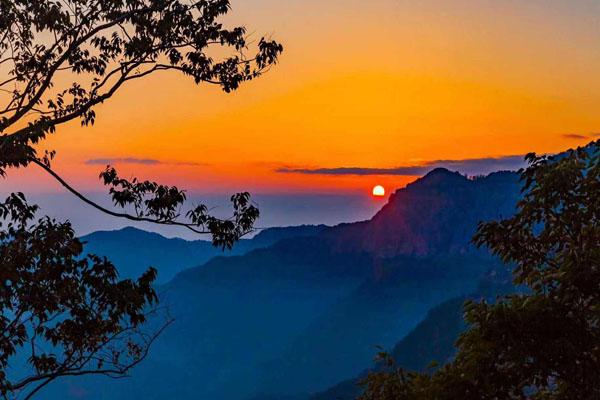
<box><xmin>29</xmin><ymin>157</ymin><xmax>213</xmax><ymax>235</ymax></box>
<box><xmin>2</xmin><ymin>3</ymin><xmax>162</xmax><ymax>132</ymax></box>
<box><xmin>14</xmin><ymin>318</ymin><xmax>175</xmax><ymax>397</ymax></box>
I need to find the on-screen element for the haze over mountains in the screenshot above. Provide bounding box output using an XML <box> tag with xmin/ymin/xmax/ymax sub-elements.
<box><xmin>12</xmin><ymin>192</ymin><xmax>380</xmax><ymax>240</ymax></box>
<box><xmin>82</xmin><ymin>224</ymin><xmax>328</xmax><ymax>283</ymax></box>
<box><xmin>45</xmin><ymin>167</ymin><xmax>522</xmax><ymax>400</ymax></box>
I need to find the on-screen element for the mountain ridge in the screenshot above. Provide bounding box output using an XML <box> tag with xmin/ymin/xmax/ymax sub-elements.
<box><xmin>54</xmin><ymin>167</ymin><xmax>524</xmax><ymax>400</ymax></box>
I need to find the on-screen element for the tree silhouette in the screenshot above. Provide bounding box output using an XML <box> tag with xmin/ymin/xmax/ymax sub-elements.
<box><xmin>359</xmin><ymin>141</ymin><xmax>600</xmax><ymax>399</ymax></box>
<box><xmin>0</xmin><ymin>0</ymin><xmax>282</xmax><ymax>397</ymax></box>
<box><xmin>0</xmin><ymin>193</ymin><xmax>168</xmax><ymax>399</ymax></box>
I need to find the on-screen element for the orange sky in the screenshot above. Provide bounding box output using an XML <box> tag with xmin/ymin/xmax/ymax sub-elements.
<box><xmin>6</xmin><ymin>0</ymin><xmax>600</xmax><ymax>195</ymax></box>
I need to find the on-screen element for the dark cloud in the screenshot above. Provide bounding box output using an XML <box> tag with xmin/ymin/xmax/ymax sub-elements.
<box><xmin>562</xmin><ymin>133</ymin><xmax>589</xmax><ymax>140</ymax></box>
<box><xmin>86</xmin><ymin>158</ymin><xmax>160</xmax><ymax>165</ymax></box>
<box><xmin>276</xmin><ymin>155</ymin><xmax>526</xmax><ymax>177</ymax></box>
<box><xmin>277</xmin><ymin>166</ymin><xmax>429</xmax><ymax>176</ymax></box>
<box><xmin>85</xmin><ymin>158</ymin><xmax>204</xmax><ymax>166</ymax></box>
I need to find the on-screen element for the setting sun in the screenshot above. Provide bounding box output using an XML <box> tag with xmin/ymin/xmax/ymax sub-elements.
<box><xmin>372</xmin><ymin>185</ymin><xmax>386</xmax><ymax>197</ymax></box>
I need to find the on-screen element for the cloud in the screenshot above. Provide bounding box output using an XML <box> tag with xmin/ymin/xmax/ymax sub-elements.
<box><xmin>277</xmin><ymin>166</ymin><xmax>429</xmax><ymax>176</ymax></box>
<box><xmin>85</xmin><ymin>158</ymin><xmax>204</xmax><ymax>166</ymax></box>
<box><xmin>86</xmin><ymin>158</ymin><xmax>160</xmax><ymax>165</ymax></box>
<box><xmin>276</xmin><ymin>155</ymin><xmax>527</xmax><ymax>177</ymax></box>
<box><xmin>562</xmin><ymin>133</ymin><xmax>589</xmax><ymax>140</ymax></box>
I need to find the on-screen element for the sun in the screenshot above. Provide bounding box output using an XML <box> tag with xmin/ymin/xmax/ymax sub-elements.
<box><xmin>372</xmin><ymin>185</ymin><xmax>385</xmax><ymax>197</ymax></box>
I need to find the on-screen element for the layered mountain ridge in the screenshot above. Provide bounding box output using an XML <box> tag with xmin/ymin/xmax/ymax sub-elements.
<box><xmin>45</xmin><ymin>167</ymin><xmax>523</xmax><ymax>400</ymax></box>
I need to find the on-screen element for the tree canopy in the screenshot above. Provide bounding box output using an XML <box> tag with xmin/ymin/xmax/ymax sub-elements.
<box><xmin>0</xmin><ymin>193</ymin><xmax>167</xmax><ymax>399</ymax></box>
<box><xmin>0</xmin><ymin>0</ymin><xmax>282</xmax><ymax>397</ymax></box>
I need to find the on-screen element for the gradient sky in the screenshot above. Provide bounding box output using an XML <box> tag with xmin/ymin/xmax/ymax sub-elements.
<box><xmin>6</xmin><ymin>0</ymin><xmax>600</xmax><ymax>198</ymax></box>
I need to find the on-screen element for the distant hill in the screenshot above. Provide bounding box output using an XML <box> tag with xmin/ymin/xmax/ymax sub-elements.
<box><xmin>48</xmin><ymin>168</ymin><xmax>523</xmax><ymax>400</ymax></box>
<box><xmin>81</xmin><ymin>224</ymin><xmax>328</xmax><ymax>283</ymax></box>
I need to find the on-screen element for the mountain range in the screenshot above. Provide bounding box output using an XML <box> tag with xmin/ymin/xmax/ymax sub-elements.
<box><xmin>44</xmin><ymin>167</ymin><xmax>522</xmax><ymax>400</ymax></box>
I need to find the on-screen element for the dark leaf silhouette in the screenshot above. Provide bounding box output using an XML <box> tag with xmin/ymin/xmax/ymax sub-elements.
<box><xmin>0</xmin><ymin>193</ymin><xmax>171</xmax><ymax>399</ymax></box>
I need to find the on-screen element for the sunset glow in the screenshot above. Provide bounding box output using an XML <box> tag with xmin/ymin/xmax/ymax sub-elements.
<box><xmin>4</xmin><ymin>0</ymin><xmax>600</xmax><ymax>195</ymax></box>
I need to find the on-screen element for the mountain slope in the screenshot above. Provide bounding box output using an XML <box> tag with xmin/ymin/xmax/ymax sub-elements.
<box><xmin>311</xmin><ymin>252</ymin><xmax>519</xmax><ymax>400</ymax></box>
<box><xmin>311</xmin><ymin>297</ymin><xmax>468</xmax><ymax>400</ymax></box>
<box><xmin>68</xmin><ymin>237</ymin><xmax>374</xmax><ymax>400</ymax></box>
<box><xmin>252</xmin><ymin>256</ymin><xmax>500</xmax><ymax>398</ymax></box>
